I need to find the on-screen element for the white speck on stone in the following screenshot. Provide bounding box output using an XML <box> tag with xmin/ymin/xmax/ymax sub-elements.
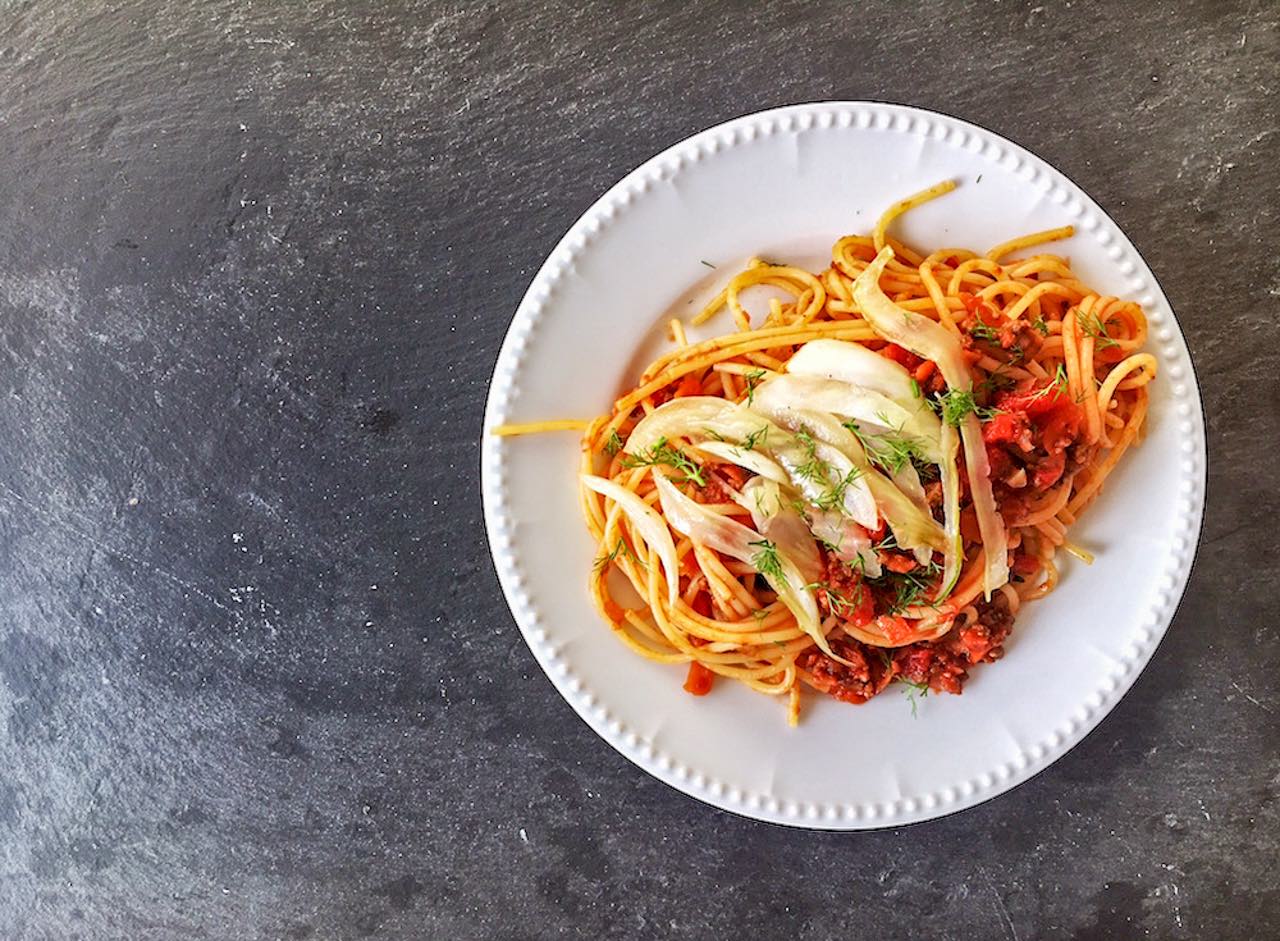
<box><xmin>232</xmin><ymin>532</ymin><xmax>244</xmax><ymax>543</ymax></box>
<box><xmin>519</xmin><ymin>827</ymin><xmax>528</xmax><ymax>843</ymax></box>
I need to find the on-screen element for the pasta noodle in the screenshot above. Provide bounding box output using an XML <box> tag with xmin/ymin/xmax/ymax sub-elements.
<box><xmin>496</xmin><ymin>182</ymin><xmax>1156</xmax><ymax>723</ymax></box>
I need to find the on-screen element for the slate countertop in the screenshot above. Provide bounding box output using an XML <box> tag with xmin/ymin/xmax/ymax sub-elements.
<box><xmin>0</xmin><ymin>2</ymin><xmax>1277</xmax><ymax>939</ymax></box>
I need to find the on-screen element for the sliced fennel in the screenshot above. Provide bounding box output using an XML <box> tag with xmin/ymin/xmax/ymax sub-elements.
<box><xmin>652</xmin><ymin>475</ymin><xmax>846</xmax><ymax>663</ymax></box>
<box><xmin>809</xmin><ymin>508</ymin><xmax>882</xmax><ymax>578</ymax></box>
<box><xmin>581</xmin><ymin>474</ymin><xmax>680</xmax><ymax>608</ymax></box>
<box><xmin>787</xmin><ymin>338</ymin><xmax>920</xmax><ymax>403</ymax></box>
<box><xmin>753</xmin><ymin>373</ymin><xmax>942</xmax><ymax>462</ymax></box>
<box><xmin>624</xmin><ymin>396</ymin><xmax>881</xmax><ymax>528</ymax></box>
<box><xmin>852</xmin><ymin>247</ymin><xmax>1008</xmax><ymax>597</ymax></box>
<box><xmin>739</xmin><ymin>476</ymin><xmax>823</xmax><ymax>585</ymax></box>
<box><xmin>693</xmin><ymin>440</ymin><xmax>791</xmax><ymax>486</ymax></box>
<box><xmin>625</xmin><ymin>398</ymin><xmax>761</xmax><ymax>454</ymax></box>
<box><xmin>749</xmin><ymin>400</ymin><xmax>947</xmax><ymax>557</ymax></box>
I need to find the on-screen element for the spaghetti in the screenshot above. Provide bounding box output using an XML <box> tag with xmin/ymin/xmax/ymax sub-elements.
<box><xmin>499</xmin><ymin>181</ymin><xmax>1156</xmax><ymax>724</ymax></box>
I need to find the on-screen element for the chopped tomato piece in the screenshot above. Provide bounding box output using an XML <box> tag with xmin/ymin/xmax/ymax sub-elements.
<box><xmin>691</xmin><ymin>593</ymin><xmax>712</xmax><ymax>618</ymax></box>
<box><xmin>959</xmin><ymin>292</ymin><xmax>996</xmax><ymax>322</ymax></box>
<box><xmin>719</xmin><ymin>464</ymin><xmax>749</xmax><ymax>491</ymax></box>
<box><xmin>1031</xmin><ymin>450</ymin><xmax>1067</xmax><ymax>490</ymax></box>
<box><xmin>995</xmin><ymin>381</ymin><xmax>1073</xmax><ymax>418</ymax></box>
<box><xmin>913</xmin><ymin>360</ymin><xmax>937</xmax><ymax>383</ymax></box>
<box><xmin>1011</xmin><ymin>553</ymin><xmax>1041</xmax><ymax>576</ymax></box>
<box><xmin>673</xmin><ymin>374</ymin><xmax>703</xmax><ymax>398</ymax></box>
<box><xmin>879</xmin><ymin>343</ymin><xmax>923</xmax><ymax>370</ymax></box>
<box><xmin>958</xmin><ymin>626</ymin><xmax>993</xmax><ymax>662</ymax></box>
<box><xmin>982</xmin><ymin>411</ymin><xmax>1031</xmax><ymax>448</ymax></box>
<box><xmin>683</xmin><ymin>661</ymin><xmax>714</xmax><ymax>696</ymax></box>
<box><xmin>879</xmin><ymin>551</ymin><xmax>918</xmax><ymax>574</ymax></box>
<box><xmin>877</xmin><ymin>615</ymin><xmax>914</xmax><ymax>644</ymax></box>
<box><xmin>679</xmin><ymin>550</ymin><xmax>700</xmax><ymax>577</ymax></box>
<box><xmin>1040</xmin><ymin>408</ymin><xmax>1081</xmax><ymax>454</ymax></box>
<box><xmin>897</xmin><ymin>645</ymin><xmax>934</xmax><ymax>681</ymax></box>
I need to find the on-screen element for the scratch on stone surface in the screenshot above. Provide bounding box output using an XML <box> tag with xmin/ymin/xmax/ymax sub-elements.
<box><xmin>0</xmin><ymin>483</ymin><xmax>240</xmax><ymax>623</ymax></box>
<box><xmin>981</xmin><ymin>869</ymin><xmax>1019</xmax><ymax>941</ymax></box>
<box><xmin>1230</xmin><ymin>680</ymin><xmax>1270</xmax><ymax>712</ymax></box>
<box><xmin>1203</xmin><ymin>519</ymin><xmax>1255</xmax><ymax>547</ymax></box>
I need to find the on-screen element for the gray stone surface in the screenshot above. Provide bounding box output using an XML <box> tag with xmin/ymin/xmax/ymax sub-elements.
<box><xmin>0</xmin><ymin>1</ymin><xmax>1275</xmax><ymax>938</ymax></box>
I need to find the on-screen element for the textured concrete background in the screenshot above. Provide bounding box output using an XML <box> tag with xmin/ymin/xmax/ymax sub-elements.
<box><xmin>0</xmin><ymin>1</ymin><xmax>1276</xmax><ymax>939</ymax></box>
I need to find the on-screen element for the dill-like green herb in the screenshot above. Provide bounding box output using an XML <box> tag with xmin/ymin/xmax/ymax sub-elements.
<box><xmin>1024</xmin><ymin>363</ymin><xmax>1069</xmax><ymax>404</ymax></box>
<box><xmin>744</xmin><ymin>368</ymin><xmax>766</xmax><ymax>406</ymax></box>
<box><xmin>968</xmin><ymin>320</ymin><xmax>1000</xmax><ymax>343</ymax></box>
<box><xmin>975</xmin><ymin>370</ymin><xmax>1016</xmax><ymax>397</ymax></box>
<box><xmin>741</xmin><ymin>425</ymin><xmax>769</xmax><ymax>451</ymax></box>
<box><xmin>843</xmin><ymin>420</ymin><xmax>930</xmax><ymax>475</ymax></box>
<box><xmin>594</xmin><ymin>538</ymin><xmax>644</xmax><ymax>570</ymax></box>
<box><xmin>792</xmin><ymin>429</ymin><xmax>831</xmax><ymax>483</ymax></box>
<box><xmin>604</xmin><ymin>430</ymin><xmax>624</xmax><ymax>456</ymax></box>
<box><xmin>1078</xmin><ymin>309</ymin><xmax>1120</xmax><ymax>350</ymax></box>
<box><xmin>813</xmin><ymin>467</ymin><xmax>862</xmax><ymax>512</ymax></box>
<box><xmin>803</xmin><ymin>579</ymin><xmax>865</xmax><ymax>618</ymax></box>
<box><xmin>936</xmin><ymin>389</ymin><xmax>1002</xmax><ymax>427</ymax></box>
<box><xmin>620</xmin><ymin>436</ymin><xmax>707</xmax><ymax>487</ymax></box>
<box><xmin>873</xmin><ymin>560</ymin><xmax>942</xmax><ymax>614</ymax></box>
<box><xmin>749</xmin><ymin>539</ymin><xmax>784</xmax><ymax>581</ymax></box>
<box><xmin>897</xmin><ymin>677</ymin><xmax>929</xmax><ymax>717</ymax></box>
<box><xmin>1031</xmin><ymin>316</ymin><xmax>1050</xmax><ymax>336</ymax></box>
<box><xmin>871</xmin><ymin>531</ymin><xmax>898</xmax><ymax>553</ymax></box>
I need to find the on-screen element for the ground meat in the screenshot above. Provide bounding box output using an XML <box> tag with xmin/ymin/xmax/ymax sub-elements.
<box><xmin>799</xmin><ymin>592</ymin><xmax>1018</xmax><ymax>704</ymax></box>
<box><xmin>938</xmin><ymin>591</ymin><xmax>1015</xmax><ymax>665</ymax></box>
<box><xmin>815</xmin><ymin>552</ymin><xmax>875</xmax><ymax>625</ymax></box>
<box><xmin>691</xmin><ymin>465</ymin><xmax>752</xmax><ymax>504</ymax></box>
<box><xmin>1065</xmin><ymin>439</ymin><xmax>1099</xmax><ymax>475</ymax></box>
<box><xmin>892</xmin><ymin>641</ymin><xmax>969</xmax><ymax>695</ymax></box>
<box><xmin>691</xmin><ymin>475</ymin><xmax>734</xmax><ymax>504</ymax></box>
<box><xmin>1000</xmin><ymin>321</ymin><xmax>1045</xmax><ymax>359</ymax></box>
<box><xmin>796</xmin><ymin>638</ymin><xmax>892</xmax><ymax>704</ymax></box>
<box><xmin>958</xmin><ymin>293</ymin><xmax>1045</xmax><ymax>361</ymax></box>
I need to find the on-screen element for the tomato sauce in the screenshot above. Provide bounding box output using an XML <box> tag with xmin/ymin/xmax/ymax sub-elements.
<box><xmin>798</xmin><ymin>592</ymin><xmax>1016</xmax><ymax>702</ymax></box>
<box><xmin>984</xmin><ymin>377</ymin><xmax>1085</xmax><ymax>503</ymax></box>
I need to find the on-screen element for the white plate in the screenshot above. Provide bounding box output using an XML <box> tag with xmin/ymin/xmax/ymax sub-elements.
<box><xmin>481</xmin><ymin>102</ymin><xmax>1205</xmax><ymax>829</ymax></box>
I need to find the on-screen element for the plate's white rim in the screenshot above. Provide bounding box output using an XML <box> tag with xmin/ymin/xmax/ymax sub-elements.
<box><xmin>480</xmin><ymin>101</ymin><xmax>1207</xmax><ymax>830</ymax></box>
